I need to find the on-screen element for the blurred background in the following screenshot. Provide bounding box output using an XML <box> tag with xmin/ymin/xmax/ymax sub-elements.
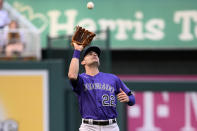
<box><xmin>0</xmin><ymin>0</ymin><xmax>197</xmax><ymax>130</ymax></box>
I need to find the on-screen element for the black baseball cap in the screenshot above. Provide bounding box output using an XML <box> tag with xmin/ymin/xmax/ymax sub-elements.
<box><xmin>82</xmin><ymin>46</ymin><xmax>101</xmax><ymax>60</ymax></box>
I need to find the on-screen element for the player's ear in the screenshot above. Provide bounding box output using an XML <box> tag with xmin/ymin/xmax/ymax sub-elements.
<box><xmin>81</xmin><ymin>60</ymin><xmax>85</xmax><ymax>65</ymax></box>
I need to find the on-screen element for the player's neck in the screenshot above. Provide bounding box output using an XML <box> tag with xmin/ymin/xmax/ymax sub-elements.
<box><xmin>85</xmin><ymin>67</ymin><xmax>99</xmax><ymax>76</ymax></box>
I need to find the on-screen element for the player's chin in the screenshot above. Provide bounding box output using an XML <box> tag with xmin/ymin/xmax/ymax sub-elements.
<box><xmin>88</xmin><ymin>63</ymin><xmax>99</xmax><ymax>67</ymax></box>
<box><xmin>91</xmin><ymin>61</ymin><xmax>100</xmax><ymax>66</ymax></box>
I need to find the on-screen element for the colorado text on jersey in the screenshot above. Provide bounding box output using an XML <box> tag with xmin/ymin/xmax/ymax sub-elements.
<box><xmin>84</xmin><ymin>83</ymin><xmax>115</xmax><ymax>93</ymax></box>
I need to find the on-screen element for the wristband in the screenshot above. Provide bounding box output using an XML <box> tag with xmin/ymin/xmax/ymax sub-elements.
<box><xmin>128</xmin><ymin>95</ymin><xmax>135</xmax><ymax>106</ymax></box>
<box><xmin>73</xmin><ymin>50</ymin><xmax>81</xmax><ymax>59</ymax></box>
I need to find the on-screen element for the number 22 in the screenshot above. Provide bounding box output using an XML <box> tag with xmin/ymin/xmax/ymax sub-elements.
<box><xmin>102</xmin><ymin>94</ymin><xmax>115</xmax><ymax>106</ymax></box>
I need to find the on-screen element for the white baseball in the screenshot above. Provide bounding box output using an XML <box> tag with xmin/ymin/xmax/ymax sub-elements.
<box><xmin>87</xmin><ymin>1</ymin><xmax>94</xmax><ymax>9</ymax></box>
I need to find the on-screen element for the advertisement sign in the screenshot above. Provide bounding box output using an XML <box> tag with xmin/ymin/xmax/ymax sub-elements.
<box><xmin>0</xmin><ymin>70</ymin><xmax>48</xmax><ymax>131</ymax></box>
<box><xmin>128</xmin><ymin>92</ymin><xmax>197</xmax><ymax>131</ymax></box>
<box><xmin>6</xmin><ymin>0</ymin><xmax>197</xmax><ymax>49</ymax></box>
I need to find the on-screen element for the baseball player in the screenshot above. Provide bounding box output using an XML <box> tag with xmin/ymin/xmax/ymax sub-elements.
<box><xmin>68</xmin><ymin>43</ymin><xmax>135</xmax><ymax>131</ymax></box>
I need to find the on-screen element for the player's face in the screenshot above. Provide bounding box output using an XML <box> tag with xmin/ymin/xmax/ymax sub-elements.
<box><xmin>82</xmin><ymin>51</ymin><xmax>100</xmax><ymax>66</ymax></box>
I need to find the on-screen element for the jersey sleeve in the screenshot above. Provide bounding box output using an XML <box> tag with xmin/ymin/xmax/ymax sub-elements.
<box><xmin>116</xmin><ymin>76</ymin><xmax>135</xmax><ymax>106</ymax></box>
<box><xmin>116</xmin><ymin>77</ymin><xmax>131</xmax><ymax>94</ymax></box>
<box><xmin>69</xmin><ymin>74</ymin><xmax>84</xmax><ymax>94</ymax></box>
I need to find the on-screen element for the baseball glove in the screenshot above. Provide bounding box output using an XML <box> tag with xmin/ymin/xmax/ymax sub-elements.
<box><xmin>71</xmin><ymin>26</ymin><xmax>96</xmax><ymax>47</ymax></box>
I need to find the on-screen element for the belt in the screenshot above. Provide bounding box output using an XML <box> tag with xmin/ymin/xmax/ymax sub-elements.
<box><xmin>82</xmin><ymin>118</ymin><xmax>116</xmax><ymax>126</ymax></box>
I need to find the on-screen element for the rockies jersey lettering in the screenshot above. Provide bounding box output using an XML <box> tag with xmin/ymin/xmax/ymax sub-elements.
<box><xmin>70</xmin><ymin>72</ymin><xmax>131</xmax><ymax>120</ymax></box>
<box><xmin>84</xmin><ymin>83</ymin><xmax>115</xmax><ymax>93</ymax></box>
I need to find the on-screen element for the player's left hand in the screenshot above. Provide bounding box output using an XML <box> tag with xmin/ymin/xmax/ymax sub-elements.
<box><xmin>117</xmin><ymin>88</ymin><xmax>129</xmax><ymax>103</ymax></box>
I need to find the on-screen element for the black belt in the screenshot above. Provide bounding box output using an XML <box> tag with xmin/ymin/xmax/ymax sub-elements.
<box><xmin>83</xmin><ymin>119</ymin><xmax>116</xmax><ymax>126</ymax></box>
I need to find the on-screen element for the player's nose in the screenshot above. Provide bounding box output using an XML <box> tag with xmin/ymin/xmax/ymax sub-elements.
<box><xmin>93</xmin><ymin>52</ymin><xmax>98</xmax><ymax>56</ymax></box>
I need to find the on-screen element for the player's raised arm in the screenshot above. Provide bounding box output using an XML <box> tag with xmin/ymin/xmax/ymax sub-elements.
<box><xmin>68</xmin><ymin>42</ymin><xmax>84</xmax><ymax>80</ymax></box>
<box><xmin>68</xmin><ymin>26</ymin><xmax>96</xmax><ymax>80</ymax></box>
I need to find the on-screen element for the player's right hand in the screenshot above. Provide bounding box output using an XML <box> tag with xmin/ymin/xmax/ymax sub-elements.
<box><xmin>73</xmin><ymin>42</ymin><xmax>84</xmax><ymax>51</ymax></box>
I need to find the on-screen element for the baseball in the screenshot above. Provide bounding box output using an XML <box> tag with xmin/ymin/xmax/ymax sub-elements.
<box><xmin>87</xmin><ymin>1</ymin><xmax>94</xmax><ymax>9</ymax></box>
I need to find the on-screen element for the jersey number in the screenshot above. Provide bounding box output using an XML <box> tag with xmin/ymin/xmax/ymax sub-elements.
<box><xmin>102</xmin><ymin>94</ymin><xmax>115</xmax><ymax>106</ymax></box>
